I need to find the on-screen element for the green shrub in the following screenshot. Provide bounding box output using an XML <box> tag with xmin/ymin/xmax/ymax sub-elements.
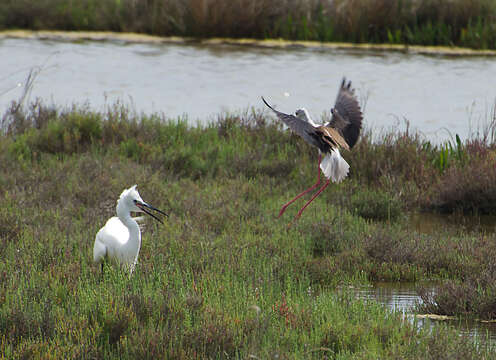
<box><xmin>350</xmin><ymin>189</ymin><xmax>402</xmax><ymax>221</ymax></box>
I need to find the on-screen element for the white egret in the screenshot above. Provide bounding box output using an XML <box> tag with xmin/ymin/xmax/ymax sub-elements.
<box><xmin>262</xmin><ymin>78</ymin><xmax>363</xmax><ymax>224</ymax></box>
<box><xmin>93</xmin><ymin>185</ymin><xmax>167</xmax><ymax>274</ymax></box>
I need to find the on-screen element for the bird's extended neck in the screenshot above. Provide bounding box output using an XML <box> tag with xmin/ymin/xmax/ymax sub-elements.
<box><xmin>297</xmin><ymin>108</ymin><xmax>319</xmax><ymax>127</ymax></box>
<box><xmin>116</xmin><ymin>202</ymin><xmax>142</xmax><ymax>263</ymax></box>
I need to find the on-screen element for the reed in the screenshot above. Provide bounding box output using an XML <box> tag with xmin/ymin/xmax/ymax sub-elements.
<box><xmin>0</xmin><ymin>0</ymin><xmax>495</xmax><ymax>49</ymax></box>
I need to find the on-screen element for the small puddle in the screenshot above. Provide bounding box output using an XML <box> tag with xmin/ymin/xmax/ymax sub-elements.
<box><xmin>354</xmin><ymin>282</ymin><xmax>496</xmax><ymax>345</ymax></box>
<box><xmin>354</xmin><ymin>282</ymin><xmax>421</xmax><ymax>313</ymax></box>
<box><xmin>406</xmin><ymin>213</ymin><xmax>496</xmax><ymax>235</ymax></box>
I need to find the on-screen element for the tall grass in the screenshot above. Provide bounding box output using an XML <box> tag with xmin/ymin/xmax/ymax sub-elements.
<box><xmin>2</xmin><ymin>101</ymin><xmax>496</xmax><ymax>357</ymax></box>
<box><xmin>1</xmin><ymin>0</ymin><xmax>496</xmax><ymax>49</ymax></box>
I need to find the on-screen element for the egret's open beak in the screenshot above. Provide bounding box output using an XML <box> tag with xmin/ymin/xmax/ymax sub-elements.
<box><xmin>136</xmin><ymin>201</ymin><xmax>168</xmax><ymax>224</ymax></box>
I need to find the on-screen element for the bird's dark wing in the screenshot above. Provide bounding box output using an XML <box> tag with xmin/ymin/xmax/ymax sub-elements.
<box><xmin>261</xmin><ymin>97</ymin><xmax>327</xmax><ymax>152</ymax></box>
<box><xmin>328</xmin><ymin>78</ymin><xmax>363</xmax><ymax>149</ymax></box>
<box><xmin>317</xmin><ymin>126</ymin><xmax>350</xmax><ymax>151</ymax></box>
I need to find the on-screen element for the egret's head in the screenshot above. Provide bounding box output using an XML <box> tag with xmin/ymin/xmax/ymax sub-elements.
<box><xmin>118</xmin><ymin>185</ymin><xmax>143</xmax><ymax>211</ymax></box>
<box><xmin>117</xmin><ymin>185</ymin><xmax>167</xmax><ymax>223</ymax></box>
<box><xmin>295</xmin><ymin>108</ymin><xmax>311</xmax><ymax>122</ymax></box>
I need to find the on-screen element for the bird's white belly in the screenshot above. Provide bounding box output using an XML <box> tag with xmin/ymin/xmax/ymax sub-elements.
<box><xmin>320</xmin><ymin>149</ymin><xmax>350</xmax><ymax>182</ymax></box>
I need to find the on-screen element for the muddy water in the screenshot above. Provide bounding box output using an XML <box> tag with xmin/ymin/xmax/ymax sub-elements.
<box><xmin>1</xmin><ymin>37</ymin><xmax>496</xmax><ymax>141</ymax></box>
<box><xmin>355</xmin><ymin>282</ymin><xmax>496</xmax><ymax>345</ymax></box>
<box><xmin>406</xmin><ymin>212</ymin><xmax>496</xmax><ymax>234</ymax></box>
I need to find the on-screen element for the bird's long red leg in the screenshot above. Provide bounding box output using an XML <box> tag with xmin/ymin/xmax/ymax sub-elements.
<box><xmin>278</xmin><ymin>154</ymin><xmax>322</xmax><ymax>218</ymax></box>
<box><xmin>290</xmin><ymin>179</ymin><xmax>331</xmax><ymax>225</ymax></box>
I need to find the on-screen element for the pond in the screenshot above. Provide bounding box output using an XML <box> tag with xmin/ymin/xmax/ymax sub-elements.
<box><xmin>1</xmin><ymin>35</ymin><xmax>496</xmax><ymax>141</ymax></box>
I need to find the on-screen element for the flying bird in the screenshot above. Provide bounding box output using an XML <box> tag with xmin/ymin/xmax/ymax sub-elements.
<box><xmin>262</xmin><ymin>78</ymin><xmax>363</xmax><ymax>224</ymax></box>
<box><xmin>93</xmin><ymin>185</ymin><xmax>167</xmax><ymax>274</ymax></box>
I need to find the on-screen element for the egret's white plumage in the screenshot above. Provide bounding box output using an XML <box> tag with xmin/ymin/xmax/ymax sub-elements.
<box><xmin>93</xmin><ymin>185</ymin><xmax>166</xmax><ymax>274</ymax></box>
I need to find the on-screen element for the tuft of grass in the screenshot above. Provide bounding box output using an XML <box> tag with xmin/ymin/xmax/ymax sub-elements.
<box><xmin>418</xmin><ymin>262</ymin><xmax>496</xmax><ymax>320</ymax></box>
<box><xmin>428</xmin><ymin>154</ymin><xmax>496</xmax><ymax>214</ymax></box>
<box><xmin>349</xmin><ymin>188</ymin><xmax>402</xmax><ymax>222</ymax></box>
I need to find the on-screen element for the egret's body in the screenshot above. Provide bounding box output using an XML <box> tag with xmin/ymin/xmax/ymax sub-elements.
<box><xmin>262</xmin><ymin>78</ymin><xmax>363</xmax><ymax>224</ymax></box>
<box><xmin>93</xmin><ymin>185</ymin><xmax>166</xmax><ymax>274</ymax></box>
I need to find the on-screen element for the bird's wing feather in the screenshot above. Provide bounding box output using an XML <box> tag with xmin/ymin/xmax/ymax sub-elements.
<box><xmin>261</xmin><ymin>97</ymin><xmax>323</xmax><ymax>150</ymax></box>
<box><xmin>93</xmin><ymin>234</ymin><xmax>107</xmax><ymax>263</ymax></box>
<box><xmin>328</xmin><ymin>78</ymin><xmax>363</xmax><ymax>149</ymax></box>
<box><xmin>94</xmin><ymin>217</ymin><xmax>131</xmax><ymax>266</ymax></box>
<box><xmin>98</xmin><ymin>217</ymin><xmax>129</xmax><ymax>246</ymax></box>
<box><xmin>317</xmin><ymin>126</ymin><xmax>350</xmax><ymax>151</ymax></box>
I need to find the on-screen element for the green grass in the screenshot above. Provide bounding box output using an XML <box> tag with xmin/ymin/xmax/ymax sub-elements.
<box><xmin>2</xmin><ymin>102</ymin><xmax>496</xmax><ymax>357</ymax></box>
<box><xmin>1</xmin><ymin>0</ymin><xmax>496</xmax><ymax>49</ymax></box>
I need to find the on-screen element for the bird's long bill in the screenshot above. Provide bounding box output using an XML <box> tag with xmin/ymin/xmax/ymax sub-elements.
<box><xmin>136</xmin><ymin>201</ymin><xmax>168</xmax><ymax>224</ymax></box>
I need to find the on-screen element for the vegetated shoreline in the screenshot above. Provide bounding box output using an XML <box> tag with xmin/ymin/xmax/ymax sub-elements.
<box><xmin>2</xmin><ymin>29</ymin><xmax>496</xmax><ymax>57</ymax></box>
<box><xmin>2</xmin><ymin>100</ymin><xmax>496</xmax><ymax>357</ymax></box>
<box><xmin>1</xmin><ymin>0</ymin><xmax>496</xmax><ymax>50</ymax></box>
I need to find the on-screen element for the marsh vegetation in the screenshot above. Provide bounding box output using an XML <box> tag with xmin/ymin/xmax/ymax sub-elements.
<box><xmin>1</xmin><ymin>100</ymin><xmax>496</xmax><ymax>357</ymax></box>
<box><xmin>1</xmin><ymin>0</ymin><xmax>496</xmax><ymax>49</ymax></box>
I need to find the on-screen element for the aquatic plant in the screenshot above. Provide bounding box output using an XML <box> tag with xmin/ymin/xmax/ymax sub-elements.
<box><xmin>418</xmin><ymin>261</ymin><xmax>496</xmax><ymax>320</ymax></box>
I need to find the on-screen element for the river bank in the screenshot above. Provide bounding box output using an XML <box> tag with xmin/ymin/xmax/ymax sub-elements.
<box><xmin>3</xmin><ymin>30</ymin><xmax>496</xmax><ymax>56</ymax></box>
<box><xmin>1</xmin><ymin>0</ymin><xmax>496</xmax><ymax>49</ymax></box>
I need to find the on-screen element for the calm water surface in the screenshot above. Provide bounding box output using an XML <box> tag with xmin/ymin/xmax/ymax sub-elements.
<box><xmin>407</xmin><ymin>212</ymin><xmax>496</xmax><ymax>234</ymax></box>
<box><xmin>355</xmin><ymin>282</ymin><xmax>496</xmax><ymax>346</ymax></box>
<box><xmin>2</xmin><ymin>38</ymin><xmax>496</xmax><ymax>141</ymax></box>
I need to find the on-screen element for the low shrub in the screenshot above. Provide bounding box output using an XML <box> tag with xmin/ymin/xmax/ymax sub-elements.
<box><xmin>349</xmin><ymin>188</ymin><xmax>402</xmax><ymax>221</ymax></box>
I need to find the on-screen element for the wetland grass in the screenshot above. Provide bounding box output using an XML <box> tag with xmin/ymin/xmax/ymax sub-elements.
<box><xmin>2</xmin><ymin>102</ymin><xmax>496</xmax><ymax>357</ymax></box>
<box><xmin>0</xmin><ymin>0</ymin><xmax>496</xmax><ymax>49</ymax></box>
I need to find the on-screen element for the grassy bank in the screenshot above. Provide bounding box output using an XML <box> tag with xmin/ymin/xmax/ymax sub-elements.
<box><xmin>1</xmin><ymin>102</ymin><xmax>496</xmax><ymax>357</ymax></box>
<box><xmin>1</xmin><ymin>0</ymin><xmax>496</xmax><ymax>49</ymax></box>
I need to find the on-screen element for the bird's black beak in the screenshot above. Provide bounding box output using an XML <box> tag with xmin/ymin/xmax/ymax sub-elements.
<box><xmin>135</xmin><ymin>201</ymin><xmax>168</xmax><ymax>224</ymax></box>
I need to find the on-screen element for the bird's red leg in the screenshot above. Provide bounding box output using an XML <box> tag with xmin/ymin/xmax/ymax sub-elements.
<box><xmin>278</xmin><ymin>154</ymin><xmax>322</xmax><ymax>218</ymax></box>
<box><xmin>290</xmin><ymin>179</ymin><xmax>330</xmax><ymax>225</ymax></box>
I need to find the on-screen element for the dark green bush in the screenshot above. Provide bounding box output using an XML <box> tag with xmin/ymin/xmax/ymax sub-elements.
<box><xmin>350</xmin><ymin>189</ymin><xmax>402</xmax><ymax>221</ymax></box>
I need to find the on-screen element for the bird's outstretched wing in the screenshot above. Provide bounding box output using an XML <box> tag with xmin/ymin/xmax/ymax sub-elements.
<box><xmin>328</xmin><ymin>78</ymin><xmax>363</xmax><ymax>149</ymax></box>
<box><xmin>261</xmin><ymin>97</ymin><xmax>326</xmax><ymax>152</ymax></box>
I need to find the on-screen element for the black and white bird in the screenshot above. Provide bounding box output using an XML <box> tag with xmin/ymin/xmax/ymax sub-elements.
<box><xmin>262</xmin><ymin>78</ymin><xmax>363</xmax><ymax>223</ymax></box>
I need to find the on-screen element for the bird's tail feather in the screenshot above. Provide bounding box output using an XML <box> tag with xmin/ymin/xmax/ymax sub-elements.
<box><xmin>320</xmin><ymin>149</ymin><xmax>349</xmax><ymax>183</ymax></box>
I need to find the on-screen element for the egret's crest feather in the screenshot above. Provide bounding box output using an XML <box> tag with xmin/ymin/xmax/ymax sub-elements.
<box><xmin>119</xmin><ymin>185</ymin><xmax>139</xmax><ymax>201</ymax></box>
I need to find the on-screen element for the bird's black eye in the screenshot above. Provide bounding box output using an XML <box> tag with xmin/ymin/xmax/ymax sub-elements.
<box><xmin>133</xmin><ymin>199</ymin><xmax>137</xmax><ymax>204</ymax></box>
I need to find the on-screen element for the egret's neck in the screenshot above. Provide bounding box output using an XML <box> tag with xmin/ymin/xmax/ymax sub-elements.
<box><xmin>116</xmin><ymin>202</ymin><xmax>141</xmax><ymax>250</ymax></box>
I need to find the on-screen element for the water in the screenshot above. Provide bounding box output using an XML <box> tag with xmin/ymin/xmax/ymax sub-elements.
<box><xmin>355</xmin><ymin>282</ymin><xmax>496</xmax><ymax>346</ymax></box>
<box><xmin>2</xmin><ymin>37</ymin><xmax>496</xmax><ymax>141</ymax></box>
<box><xmin>406</xmin><ymin>212</ymin><xmax>496</xmax><ymax>234</ymax></box>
